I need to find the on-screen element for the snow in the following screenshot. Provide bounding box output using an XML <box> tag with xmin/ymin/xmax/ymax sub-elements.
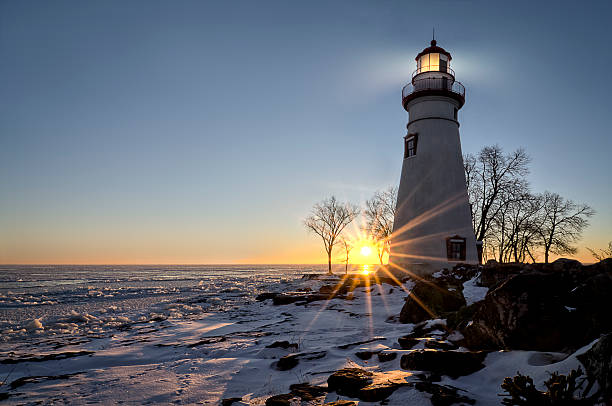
<box><xmin>0</xmin><ymin>265</ymin><xmax>601</xmax><ymax>404</ymax></box>
<box><xmin>462</xmin><ymin>273</ymin><xmax>489</xmax><ymax>305</ymax></box>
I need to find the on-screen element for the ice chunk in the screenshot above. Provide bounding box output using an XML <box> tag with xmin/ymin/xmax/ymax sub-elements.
<box><xmin>26</xmin><ymin>318</ymin><xmax>44</xmax><ymax>332</ymax></box>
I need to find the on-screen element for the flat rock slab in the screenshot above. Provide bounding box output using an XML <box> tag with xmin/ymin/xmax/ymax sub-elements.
<box><xmin>414</xmin><ymin>382</ymin><xmax>476</xmax><ymax>406</ymax></box>
<box><xmin>401</xmin><ymin>350</ymin><xmax>486</xmax><ymax>378</ymax></box>
<box><xmin>327</xmin><ymin>368</ymin><xmax>412</xmax><ymax>402</ymax></box>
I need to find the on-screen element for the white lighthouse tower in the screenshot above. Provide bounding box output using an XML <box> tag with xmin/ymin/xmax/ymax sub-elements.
<box><xmin>389</xmin><ymin>40</ymin><xmax>478</xmax><ymax>276</ymax></box>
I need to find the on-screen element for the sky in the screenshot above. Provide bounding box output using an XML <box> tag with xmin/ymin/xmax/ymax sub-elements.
<box><xmin>1</xmin><ymin>0</ymin><xmax>611</xmax><ymax>264</ymax></box>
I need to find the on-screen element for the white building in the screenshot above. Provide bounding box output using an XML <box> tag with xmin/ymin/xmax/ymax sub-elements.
<box><xmin>389</xmin><ymin>40</ymin><xmax>479</xmax><ymax>276</ymax></box>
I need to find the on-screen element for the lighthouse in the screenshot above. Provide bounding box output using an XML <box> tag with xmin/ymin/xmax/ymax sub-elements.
<box><xmin>389</xmin><ymin>40</ymin><xmax>478</xmax><ymax>275</ymax></box>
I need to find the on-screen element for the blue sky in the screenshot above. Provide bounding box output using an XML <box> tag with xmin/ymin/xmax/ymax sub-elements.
<box><xmin>1</xmin><ymin>0</ymin><xmax>610</xmax><ymax>263</ymax></box>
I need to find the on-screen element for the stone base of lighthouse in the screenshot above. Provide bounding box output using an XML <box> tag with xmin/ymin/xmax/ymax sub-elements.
<box><xmin>389</xmin><ymin>96</ymin><xmax>478</xmax><ymax>277</ymax></box>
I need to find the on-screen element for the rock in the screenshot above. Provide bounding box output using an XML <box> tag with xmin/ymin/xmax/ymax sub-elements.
<box><xmin>337</xmin><ymin>336</ymin><xmax>385</xmax><ymax>350</ymax></box>
<box><xmin>275</xmin><ymin>354</ymin><xmax>299</xmax><ymax>371</ymax></box>
<box><xmin>256</xmin><ymin>292</ymin><xmax>277</xmax><ymax>301</ymax></box>
<box><xmin>377</xmin><ymin>351</ymin><xmax>397</xmax><ymax>362</ymax></box>
<box><xmin>221</xmin><ymin>398</ymin><xmax>242</xmax><ymax>406</ymax></box>
<box><xmin>414</xmin><ymin>382</ymin><xmax>475</xmax><ymax>406</ymax></box>
<box><xmin>479</xmin><ymin>263</ymin><xmax>523</xmax><ymax>288</ymax></box>
<box><xmin>423</xmin><ymin>340</ymin><xmax>456</xmax><ymax>350</ymax></box>
<box><xmin>324</xmin><ymin>401</ymin><xmax>357</xmax><ymax>406</ymax></box>
<box><xmin>266</xmin><ymin>341</ymin><xmax>298</xmax><ymax>350</ymax></box>
<box><xmin>461</xmin><ymin>272</ymin><xmax>579</xmax><ymax>351</ymax></box>
<box><xmin>327</xmin><ymin>368</ymin><xmax>411</xmax><ymax>402</ymax></box>
<box><xmin>567</xmin><ymin>271</ymin><xmax>612</xmax><ymax>343</ymax></box>
<box><xmin>400</xmin><ymin>350</ymin><xmax>486</xmax><ymax>378</ymax></box>
<box><xmin>288</xmin><ymin>383</ymin><xmax>327</xmax><ymax>401</ymax></box>
<box><xmin>327</xmin><ymin>368</ymin><xmax>373</xmax><ymax>396</ymax></box>
<box><xmin>577</xmin><ymin>333</ymin><xmax>612</xmax><ymax>400</ymax></box>
<box><xmin>25</xmin><ymin>318</ymin><xmax>43</xmax><ymax>332</ymax></box>
<box><xmin>265</xmin><ymin>394</ymin><xmax>296</xmax><ymax>406</ymax></box>
<box><xmin>355</xmin><ymin>350</ymin><xmax>375</xmax><ymax>360</ymax></box>
<box><xmin>399</xmin><ymin>281</ymin><xmax>465</xmax><ymax>324</ymax></box>
<box><xmin>551</xmin><ymin>257</ymin><xmax>582</xmax><ymax>271</ymax></box>
<box><xmin>398</xmin><ymin>336</ymin><xmax>419</xmax><ymax>349</ymax></box>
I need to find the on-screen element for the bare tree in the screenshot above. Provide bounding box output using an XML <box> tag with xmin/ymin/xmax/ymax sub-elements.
<box><xmin>363</xmin><ymin>187</ymin><xmax>397</xmax><ymax>265</ymax></box>
<box><xmin>536</xmin><ymin>191</ymin><xmax>595</xmax><ymax>263</ymax></box>
<box><xmin>304</xmin><ymin>196</ymin><xmax>359</xmax><ymax>274</ymax></box>
<box><xmin>339</xmin><ymin>237</ymin><xmax>353</xmax><ymax>274</ymax></box>
<box><xmin>493</xmin><ymin>192</ymin><xmax>543</xmax><ymax>263</ymax></box>
<box><xmin>464</xmin><ymin>145</ymin><xmax>531</xmax><ymax>245</ymax></box>
<box><xmin>586</xmin><ymin>241</ymin><xmax>612</xmax><ymax>262</ymax></box>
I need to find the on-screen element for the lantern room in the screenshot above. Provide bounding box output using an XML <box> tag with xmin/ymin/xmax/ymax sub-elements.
<box><xmin>413</xmin><ymin>40</ymin><xmax>454</xmax><ymax>79</ymax></box>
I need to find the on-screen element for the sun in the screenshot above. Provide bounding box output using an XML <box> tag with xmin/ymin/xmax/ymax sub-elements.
<box><xmin>360</xmin><ymin>246</ymin><xmax>372</xmax><ymax>256</ymax></box>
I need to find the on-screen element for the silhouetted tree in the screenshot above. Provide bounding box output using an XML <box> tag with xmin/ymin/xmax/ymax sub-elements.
<box><xmin>587</xmin><ymin>241</ymin><xmax>612</xmax><ymax>261</ymax></box>
<box><xmin>304</xmin><ymin>196</ymin><xmax>359</xmax><ymax>274</ymax></box>
<box><xmin>363</xmin><ymin>187</ymin><xmax>397</xmax><ymax>264</ymax></box>
<box><xmin>464</xmin><ymin>146</ymin><xmax>531</xmax><ymax>251</ymax></box>
<box><xmin>536</xmin><ymin>191</ymin><xmax>595</xmax><ymax>263</ymax></box>
<box><xmin>339</xmin><ymin>237</ymin><xmax>353</xmax><ymax>274</ymax></box>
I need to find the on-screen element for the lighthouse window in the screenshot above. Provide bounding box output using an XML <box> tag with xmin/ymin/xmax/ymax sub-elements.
<box><xmin>453</xmin><ymin>108</ymin><xmax>458</xmax><ymax>120</ymax></box>
<box><xmin>404</xmin><ymin>134</ymin><xmax>418</xmax><ymax>158</ymax></box>
<box><xmin>446</xmin><ymin>236</ymin><xmax>466</xmax><ymax>261</ymax></box>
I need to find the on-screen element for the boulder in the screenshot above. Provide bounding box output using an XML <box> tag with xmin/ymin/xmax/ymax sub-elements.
<box><xmin>288</xmin><ymin>383</ymin><xmax>327</xmax><ymax>401</ymax></box>
<box><xmin>377</xmin><ymin>351</ymin><xmax>397</xmax><ymax>362</ymax></box>
<box><xmin>266</xmin><ymin>341</ymin><xmax>298</xmax><ymax>350</ymax></box>
<box><xmin>275</xmin><ymin>354</ymin><xmax>299</xmax><ymax>371</ymax></box>
<box><xmin>265</xmin><ymin>394</ymin><xmax>295</xmax><ymax>406</ymax></box>
<box><xmin>550</xmin><ymin>257</ymin><xmax>582</xmax><ymax>271</ymax></box>
<box><xmin>221</xmin><ymin>398</ymin><xmax>242</xmax><ymax>406</ymax></box>
<box><xmin>461</xmin><ymin>272</ymin><xmax>576</xmax><ymax>351</ymax></box>
<box><xmin>414</xmin><ymin>382</ymin><xmax>476</xmax><ymax>406</ymax></box>
<box><xmin>355</xmin><ymin>351</ymin><xmax>375</xmax><ymax>360</ymax></box>
<box><xmin>577</xmin><ymin>333</ymin><xmax>612</xmax><ymax>400</ymax></box>
<box><xmin>398</xmin><ymin>336</ymin><xmax>420</xmax><ymax>349</ymax></box>
<box><xmin>327</xmin><ymin>368</ymin><xmax>411</xmax><ymax>402</ymax></box>
<box><xmin>423</xmin><ymin>340</ymin><xmax>456</xmax><ymax>350</ymax></box>
<box><xmin>400</xmin><ymin>350</ymin><xmax>486</xmax><ymax>378</ymax></box>
<box><xmin>324</xmin><ymin>401</ymin><xmax>357</xmax><ymax>406</ymax></box>
<box><xmin>399</xmin><ymin>281</ymin><xmax>466</xmax><ymax>324</ymax></box>
<box><xmin>567</xmin><ymin>271</ymin><xmax>612</xmax><ymax>343</ymax></box>
<box><xmin>327</xmin><ymin>368</ymin><xmax>373</xmax><ymax>397</ymax></box>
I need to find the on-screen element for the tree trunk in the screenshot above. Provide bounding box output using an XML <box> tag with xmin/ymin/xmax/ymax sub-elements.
<box><xmin>544</xmin><ymin>249</ymin><xmax>549</xmax><ymax>264</ymax></box>
<box><xmin>328</xmin><ymin>251</ymin><xmax>333</xmax><ymax>274</ymax></box>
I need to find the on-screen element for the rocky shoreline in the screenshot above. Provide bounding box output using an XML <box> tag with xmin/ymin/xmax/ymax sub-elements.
<box><xmin>228</xmin><ymin>258</ymin><xmax>612</xmax><ymax>405</ymax></box>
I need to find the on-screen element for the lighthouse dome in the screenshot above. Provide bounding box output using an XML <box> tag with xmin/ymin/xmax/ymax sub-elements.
<box><xmin>414</xmin><ymin>40</ymin><xmax>454</xmax><ymax>78</ymax></box>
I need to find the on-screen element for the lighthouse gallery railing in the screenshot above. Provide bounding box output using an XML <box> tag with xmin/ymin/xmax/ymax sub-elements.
<box><xmin>402</xmin><ymin>78</ymin><xmax>465</xmax><ymax>100</ymax></box>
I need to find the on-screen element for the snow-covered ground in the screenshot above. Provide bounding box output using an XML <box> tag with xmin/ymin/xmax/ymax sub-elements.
<box><xmin>0</xmin><ymin>265</ymin><xmax>596</xmax><ymax>404</ymax></box>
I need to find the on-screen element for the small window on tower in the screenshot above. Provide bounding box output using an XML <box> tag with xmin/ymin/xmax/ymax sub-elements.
<box><xmin>404</xmin><ymin>133</ymin><xmax>418</xmax><ymax>158</ymax></box>
<box><xmin>453</xmin><ymin>108</ymin><xmax>458</xmax><ymax>120</ymax></box>
<box><xmin>446</xmin><ymin>236</ymin><xmax>466</xmax><ymax>261</ymax></box>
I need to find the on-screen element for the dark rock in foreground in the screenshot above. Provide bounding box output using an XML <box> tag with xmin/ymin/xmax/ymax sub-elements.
<box><xmin>221</xmin><ymin>398</ymin><xmax>242</xmax><ymax>406</ymax></box>
<box><xmin>275</xmin><ymin>354</ymin><xmax>299</xmax><ymax>371</ymax></box>
<box><xmin>452</xmin><ymin>258</ymin><xmax>612</xmax><ymax>352</ymax></box>
<box><xmin>265</xmin><ymin>393</ymin><xmax>295</xmax><ymax>406</ymax></box>
<box><xmin>327</xmin><ymin>368</ymin><xmax>411</xmax><ymax>402</ymax></box>
<box><xmin>400</xmin><ymin>350</ymin><xmax>486</xmax><ymax>378</ymax></box>
<box><xmin>327</xmin><ymin>368</ymin><xmax>373</xmax><ymax>396</ymax></box>
<box><xmin>266</xmin><ymin>341</ymin><xmax>298</xmax><ymax>350</ymax></box>
<box><xmin>377</xmin><ymin>351</ymin><xmax>397</xmax><ymax>362</ymax></box>
<box><xmin>577</xmin><ymin>332</ymin><xmax>612</xmax><ymax>401</ymax></box>
<box><xmin>288</xmin><ymin>383</ymin><xmax>328</xmax><ymax>401</ymax></box>
<box><xmin>265</xmin><ymin>383</ymin><xmax>328</xmax><ymax>405</ymax></box>
<box><xmin>399</xmin><ymin>281</ymin><xmax>465</xmax><ymax>324</ymax></box>
<box><xmin>414</xmin><ymin>382</ymin><xmax>476</xmax><ymax>406</ymax></box>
